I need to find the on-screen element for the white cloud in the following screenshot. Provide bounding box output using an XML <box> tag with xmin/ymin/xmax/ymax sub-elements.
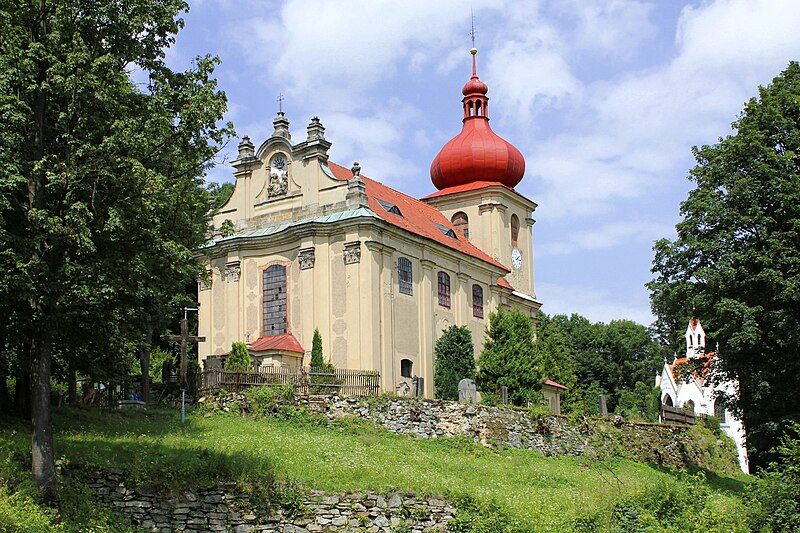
<box><xmin>538</xmin><ymin>221</ymin><xmax>674</xmax><ymax>257</ymax></box>
<box><xmin>521</xmin><ymin>0</ymin><xmax>800</xmax><ymax>222</ymax></box>
<box><xmin>536</xmin><ymin>281</ymin><xmax>654</xmax><ymax>326</ymax></box>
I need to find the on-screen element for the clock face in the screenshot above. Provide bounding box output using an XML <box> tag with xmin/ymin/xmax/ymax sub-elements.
<box><xmin>511</xmin><ymin>248</ymin><xmax>522</xmax><ymax>269</ymax></box>
<box><xmin>271</xmin><ymin>153</ymin><xmax>287</xmax><ymax>170</ymax></box>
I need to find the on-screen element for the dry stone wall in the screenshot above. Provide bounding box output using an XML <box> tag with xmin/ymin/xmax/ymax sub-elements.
<box><xmin>202</xmin><ymin>392</ymin><xmax>738</xmax><ymax>472</ymax></box>
<box><xmin>83</xmin><ymin>469</ymin><xmax>454</xmax><ymax>532</ymax></box>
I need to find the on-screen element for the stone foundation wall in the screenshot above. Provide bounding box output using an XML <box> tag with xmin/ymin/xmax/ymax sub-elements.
<box><xmin>83</xmin><ymin>470</ymin><xmax>454</xmax><ymax>532</ymax></box>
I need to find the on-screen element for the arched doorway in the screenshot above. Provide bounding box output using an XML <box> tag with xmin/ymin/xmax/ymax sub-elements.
<box><xmin>663</xmin><ymin>394</ymin><xmax>673</xmax><ymax>407</ymax></box>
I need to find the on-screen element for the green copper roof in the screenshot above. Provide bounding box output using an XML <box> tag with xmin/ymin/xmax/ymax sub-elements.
<box><xmin>205</xmin><ymin>207</ymin><xmax>378</xmax><ymax>248</ymax></box>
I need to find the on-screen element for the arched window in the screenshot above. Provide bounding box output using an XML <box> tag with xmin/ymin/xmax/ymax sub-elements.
<box><xmin>437</xmin><ymin>271</ymin><xmax>451</xmax><ymax>308</ymax></box>
<box><xmin>476</xmin><ymin>100</ymin><xmax>482</xmax><ymax>116</ymax></box>
<box><xmin>451</xmin><ymin>212</ymin><xmax>469</xmax><ymax>238</ymax></box>
<box><xmin>714</xmin><ymin>400</ymin><xmax>727</xmax><ymax>424</ymax></box>
<box><xmin>684</xmin><ymin>400</ymin><xmax>695</xmax><ymax>413</ymax></box>
<box><xmin>663</xmin><ymin>394</ymin><xmax>673</xmax><ymax>407</ymax></box>
<box><xmin>468</xmin><ymin>101</ymin><xmax>475</xmax><ymax>116</ymax></box>
<box><xmin>398</xmin><ymin>257</ymin><xmax>412</xmax><ymax>295</ymax></box>
<box><xmin>697</xmin><ymin>334</ymin><xmax>702</xmax><ymax>346</ymax></box>
<box><xmin>472</xmin><ymin>284</ymin><xmax>484</xmax><ymax>319</ymax></box>
<box><xmin>263</xmin><ymin>264</ymin><xmax>287</xmax><ymax>336</ymax></box>
<box><xmin>400</xmin><ymin>359</ymin><xmax>413</xmax><ymax>378</ymax></box>
<box><xmin>511</xmin><ymin>214</ymin><xmax>520</xmax><ymax>247</ymax></box>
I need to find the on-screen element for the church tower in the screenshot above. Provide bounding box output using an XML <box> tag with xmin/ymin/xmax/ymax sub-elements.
<box><xmin>424</xmin><ymin>48</ymin><xmax>537</xmax><ymax>298</ymax></box>
<box><xmin>685</xmin><ymin>316</ymin><xmax>706</xmax><ymax>358</ymax></box>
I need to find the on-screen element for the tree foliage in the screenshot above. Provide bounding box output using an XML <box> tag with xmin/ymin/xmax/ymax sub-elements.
<box><xmin>0</xmin><ymin>0</ymin><xmax>232</xmax><ymax>499</ymax></box>
<box><xmin>433</xmin><ymin>325</ymin><xmax>475</xmax><ymax>401</ymax></box>
<box><xmin>225</xmin><ymin>342</ymin><xmax>252</xmax><ymax>371</ymax></box>
<box><xmin>477</xmin><ymin>308</ymin><xmax>539</xmax><ymax>406</ymax></box>
<box><xmin>648</xmin><ymin>62</ymin><xmax>800</xmax><ymax>469</ymax></box>
<box><xmin>310</xmin><ymin>329</ymin><xmax>324</xmax><ymax>368</ymax></box>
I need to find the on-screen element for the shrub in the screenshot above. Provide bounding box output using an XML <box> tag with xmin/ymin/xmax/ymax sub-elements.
<box><xmin>447</xmin><ymin>493</ymin><xmax>524</xmax><ymax>533</ymax></box>
<box><xmin>615</xmin><ymin>382</ymin><xmax>661</xmax><ymax>422</ymax></box>
<box><xmin>746</xmin><ymin>421</ymin><xmax>800</xmax><ymax>532</ymax></box>
<box><xmin>225</xmin><ymin>342</ymin><xmax>252</xmax><ymax>371</ymax></box>
<box><xmin>433</xmin><ymin>325</ymin><xmax>475</xmax><ymax>400</ymax></box>
<box><xmin>245</xmin><ymin>384</ymin><xmax>295</xmax><ymax>417</ymax></box>
<box><xmin>477</xmin><ymin>308</ymin><xmax>540</xmax><ymax>406</ymax></box>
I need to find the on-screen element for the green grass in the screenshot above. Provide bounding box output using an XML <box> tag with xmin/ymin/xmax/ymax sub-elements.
<box><xmin>0</xmin><ymin>406</ymin><xmax>750</xmax><ymax>532</ymax></box>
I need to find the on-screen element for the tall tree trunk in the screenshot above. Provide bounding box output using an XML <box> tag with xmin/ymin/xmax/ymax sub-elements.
<box><xmin>30</xmin><ymin>329</ymin><xmax>56</xmax><ymax>503</ymax></box>
<box><xmin>140</xmin><ymin>325</ymin><xmax>153</xmax><ymax>404</ymax></box>
<box><xmin>28</xmin><ymin>0</ymin><xmax>55</xmax><ymax>502</ymax></box>
<box><xmin>67</xmin><ymin>366</ymin><xmax>77</xmax><ymax>406</ymax></box>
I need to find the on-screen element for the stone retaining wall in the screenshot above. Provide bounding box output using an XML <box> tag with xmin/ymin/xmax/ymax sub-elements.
<box><xmin>83</xmin><ymin>470</ymin><xmax>454</xmax><ymax>532</ymax></box>
<box><xmin>201</xmin><ymin>393</ymin><xmax>739</xmax><ymax>472</ymax></box>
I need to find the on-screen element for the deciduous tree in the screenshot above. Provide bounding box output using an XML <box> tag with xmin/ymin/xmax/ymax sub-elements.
<box><xmin>649</xmin><ymin>62</ymin><xmax>800</xmax><ymax>469</ymax></box>
<box><xmin>0</xmin><ymin>0</ymin><xmax>232</xmax><ymax>500</ymax></box>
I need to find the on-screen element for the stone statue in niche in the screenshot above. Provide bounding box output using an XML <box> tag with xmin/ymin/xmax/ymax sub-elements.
<box><xmin>268</xmin><ymin>153</ymin><xmax>289</xmax><ymax>198</ymax></box>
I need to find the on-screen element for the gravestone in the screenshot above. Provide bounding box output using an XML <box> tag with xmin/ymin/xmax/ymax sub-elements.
<box><xmin>413</xmin><ymin>376</ymin><xmax>425</xmax><ymax>397</ymax></box>
<box><xmin>458</xmin><ymin>379</ymin><xmax>477</xmax><ymax>404</ymax></box>
<box><xmin>599</xmin><ymin>394</ymin><xmax>608</xmax><ymax>416</ymax></box>
<box><xmin>500</xmin><ymin>386</ymin><xmax>508</xmax><ymax>405</ymax></box>
<box><xmin>396</xmin><ymin>381</ymin><xmax>411</xmax><ymax>397</ymax></box>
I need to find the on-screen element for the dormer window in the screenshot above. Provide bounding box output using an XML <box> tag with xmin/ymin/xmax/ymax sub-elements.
<box><xmin>435</xmin><ymin>223</ymin><xmax>457</xmax><ymax>239</ymax></box>
<box><xmin>377</xmin><ymin>199</ymin><xmax>402</xmax><ymax>216</ymax></box>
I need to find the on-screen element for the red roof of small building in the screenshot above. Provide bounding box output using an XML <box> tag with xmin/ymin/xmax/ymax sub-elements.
<box><xmin>249</xmin><ymin>333</ymin><xmax>305</xmax><ymax>354</ymax></box>
<box><xmin>327</xmin><ymin>161</ymin><xmax>509</xmax><ymax>272</ymax></box>
<box><xmin>542</xmin><ymin>379</ymin><xmax>568</xmax><ymax>391</ymax></box>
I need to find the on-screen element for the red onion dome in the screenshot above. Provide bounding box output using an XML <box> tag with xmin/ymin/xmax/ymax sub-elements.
<box><xmin>430</xmin><ymin>49</ymin><xmax>525</xmax><ymax>190</ymax></box>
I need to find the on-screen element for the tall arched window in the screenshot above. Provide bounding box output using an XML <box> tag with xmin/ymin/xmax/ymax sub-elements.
<box><xmin>684</xmin><ymin>400</ymin><xmax>695</xmax><ymax>413</ymax></box>
<box><xmin>472</xmin><ymin>284</ymin><xmax>484</xmax><ymax>319</ymax></box>
<box><xmin>398</xmin><ymin>257</ymin><xmax>412</xmax><ymax>295</ymax></box>
<box><xmin>263</xmin><ymin>264</ymin><xmax>287</xmax><ymax>336</ymax></box>
<box><xmin>437</xmin><ymin>271</ymin><xmax>451</xmax><ymax>308</ymax></box>
<box><xmin>511</xmin><ymin>214</ymin><xmax>520</xmax><ymax>247</ymax></box>
<box><xmin>452</xmin><ymin>212</ymin><xmax>469</xmax><ymax>238</ymax></box>
<box><xmin>663</xmin><ymin>394</ymin><xmax>674</xmax><ymax>407</ymax></box>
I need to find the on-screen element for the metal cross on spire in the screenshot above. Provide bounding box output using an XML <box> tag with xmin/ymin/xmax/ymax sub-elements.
<box><xmin>469</xmin><ymin>8</ymin><xmax>476</xmax><ymax>48</ymax></box>
<box><xmin>277</xmin><ymin>92</ymin><xmax>285</xmax><ymax>113</ymax></box>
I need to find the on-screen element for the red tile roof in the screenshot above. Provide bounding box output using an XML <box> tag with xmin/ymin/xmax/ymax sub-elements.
<box><xmin>496</xmin><ymin>276</ymin><xmax>514</xmax><ymax>290</ymax></box>
<box><xmin>669</xmin><ymin>353</ymin><xmax>715</xmax><ymax>384</ymax></box>
<box><xmin>422</xmin><ymin>180</ymin><xmax>531</xmax><ymax>203</ymax></box>
<box><xmin>327</xmin><ymin>162</ymin><xmax>509</xmax><ymax>272</ymax></box>
<box><xmin>542</xmin><ymin>379</ymin><xmax>568</xmax><ymax>391</ymax></box>
<box><xmin>249</xmin><ymin>333</ymin><xmax>305</xmax><ymax>354</ymax></box>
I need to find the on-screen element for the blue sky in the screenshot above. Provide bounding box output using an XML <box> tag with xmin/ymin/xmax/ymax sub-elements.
<box><xmin>165</xmin><ymin>0</ymin><xmax>799</xmax><ymax>326</ymax></box>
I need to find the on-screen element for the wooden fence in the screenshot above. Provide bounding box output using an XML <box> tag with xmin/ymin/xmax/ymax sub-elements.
<box><xmin>199</xmin><ymin>367</ymin><xmax>381</xmax><ymax>397</ymax></box>
<box><xmin>660</xmin><ymin>404</ymin><xmax>698</xmax><ymax>425</ymax></box>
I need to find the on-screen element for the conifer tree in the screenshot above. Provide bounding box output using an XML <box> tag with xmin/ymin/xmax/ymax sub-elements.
<box><xmin>310</xmin><ymin>329</ymin><xmax>324</xmax><ymax>368</ymax></box>
<box><xmin>225</xmin><ymin>342</ymin><xmax>252</xmax><ymax>371</ymax></box>
<box><xmin>477</xmin><ymin>308</ymin><xmax>540</xmax><ymax>406</ymax></box>
<box><xmin>433</xmin><ymin>326</ymin><xmax>475</xmax><ymax>400</ymax></box>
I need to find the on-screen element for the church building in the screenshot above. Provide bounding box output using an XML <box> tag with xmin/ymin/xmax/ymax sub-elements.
<box><xmin>197</xmin><ymin>49</ymin><xmax>540</xmax><ymax>398</ymax></box>
<box><xmin>655</xmin><ymin>317</ymin><xmax>749</xmax><ymax>472</ymax></box>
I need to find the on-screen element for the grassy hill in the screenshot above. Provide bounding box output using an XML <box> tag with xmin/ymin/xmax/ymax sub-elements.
<box><xmin>0</xmin><ymin>407</ymin><xmax>750</xmax><ymax>532</ymax></box>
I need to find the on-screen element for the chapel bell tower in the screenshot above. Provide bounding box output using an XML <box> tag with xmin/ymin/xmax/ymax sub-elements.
<box><xmin>685</xmin><ymin>316</ymin><xmax>706</xmax><ymax>358</ymax></box>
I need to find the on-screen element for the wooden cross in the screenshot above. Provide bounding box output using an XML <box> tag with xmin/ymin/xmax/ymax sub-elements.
<box><xmin>166</xmin><ymin>318</ymin><xmax>205</xmax><ymax>387</ymax></box>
